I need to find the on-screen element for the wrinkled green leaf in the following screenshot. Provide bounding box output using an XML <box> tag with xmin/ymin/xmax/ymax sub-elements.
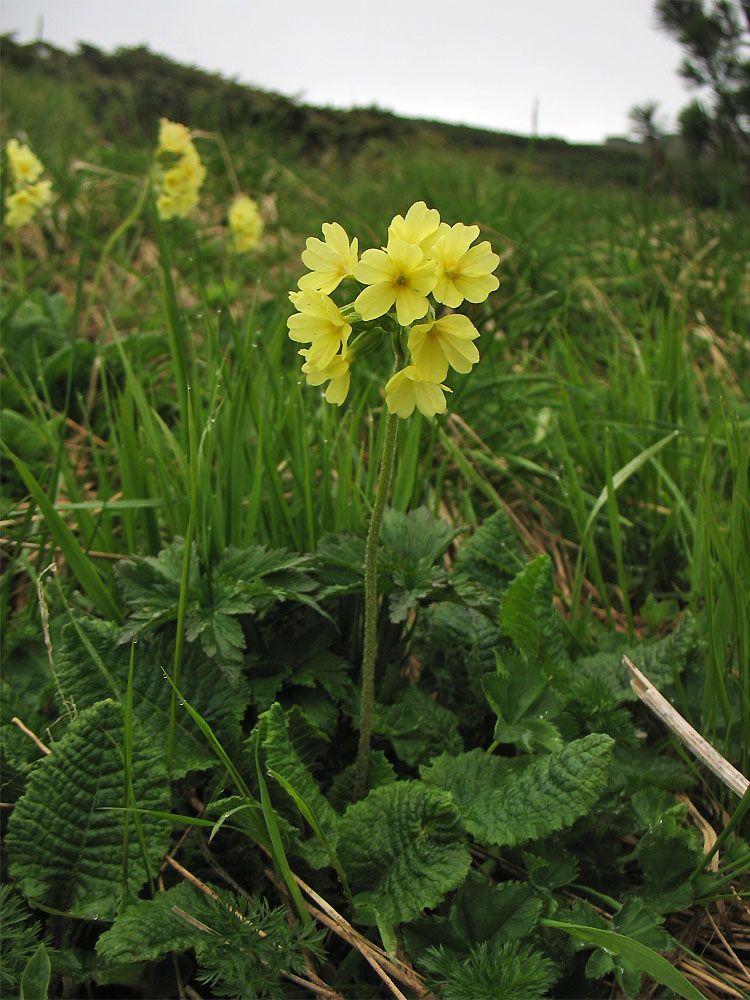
<box><xmin>97</xmin><ymin>882</ymin><xmax>203</xmax><ymax>964</ymax></box>
<box><xmin>421</xmin><ymin>734</ymin><xmax>613</xmax><ymax>847</ymax></box>
<box><xmin>499</xmin><ymin>553</ymin><xmax>568</xmax><ymax>668</ymax></box>
<box><xmin>631</xmin><ymin>799</ymin><xmax>703</xmax><ymax>909</ymax></box>
<box><xmin>339</xmin><ymin>781</ymin><xmax>470</xmax><ymax>926</ymax></box>
<box><xmin>7</xmin><ymin>700</ymin><xmax>170</xmax><ymax>919</ymax></box>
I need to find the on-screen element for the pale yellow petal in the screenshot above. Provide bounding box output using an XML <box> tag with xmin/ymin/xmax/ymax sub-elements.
<box><xmin>453</xmin><ymin>272</ymin><xmax>500</xmax><ymax>303</ymax></box>
<box><xmin>354</xmin><ymin>282</ymin><xmax>396</xmax><ymax>321</ymax></box>
<box><xmin>394</xmin><ymin>285</ymin><xmax>431</xmax><ymax>326</ymax></box>
<box><xmin>442</xmin><ymin>222</ymin><xmax>480</xmax><ymax>259</ymax></box>
<box><xmin>353</xmin><ymin>247</ymin><xmax>393</xmax><ymax>284</ymax></box>
<box><xmin>432</xmin><ymin>274</ymin><xmax>463</xmax><ymax>308</ymax></box>
<box><xmin>414</xmin><ymin>380</ymin><xmax>448</xmax><ymax>418</ymax></box>
<box><xmin>410</xmin><ymin>337</ymin><xmax>450</xmax><ymax>382</ymax></box>
<box><xmin>459</xmin><ymin>241</ymin><xmax>500</xmax><ymax>275</ymax></box>
<box><xmin>440</xmin><ymin>337</ymin><xmax>480</xmax><ymax>374</ymax></box>
<box><xmin>383</xmin><ymin>238</ymin><xmax>426</xmax><ymax>275</ymax></box>
<box><xmin>385</xmin><ymin>366</ymin><xmax>448</xmax><ymax>419</ymax></box>
<box><xmin>325</xmin><ymin>369</ymin><xmax>351</xmax><ymax>405</ymax></box>
<box><xmin>388</xmin><ymin>202</ymin><xmax>441</xmax><ymax>249</ymax></box>
<box><xmin>385</xmin><ymin>369</ymin><xmax>417</xmax><ymax>418</ymax></box>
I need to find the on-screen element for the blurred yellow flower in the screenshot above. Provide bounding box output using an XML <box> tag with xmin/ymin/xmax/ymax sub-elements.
<box><xmin>298</xmin><ymin>221</ymin><xmax>358</xmax><ymax>293</ymax></box>
<box><xmin>385</xmin><ymin>366</ymin><xmax>450</xmax><ymax>418</ymax></box>
<box><xmin>354</xmin><ymin>238</ymin><xmax>436</xmax><ymax>326</ymax></box>
<box><xmin>154</xmin><ymin>121</ymin><xmax>205</xmax><ymax>220</ymax></box>
<box><xmin>5</xmin><ymin>188</ymin><xmax>37</xmax><ymax>227</ymax></box>
<box><xmin>300</xmin><ymin>347</ymin><xmax>352</xmax><ymax>405</ymax></box>
<box><xmin>408</xmin><ymin>313</ymin><xmax>480</xmax><ymax>382</ymax></box>
<box><xmin>229</xmin><ymin>194</ymin><xmax>263</xmax><ymax>252</ymax></box>
<box><xmin>3</xmin><ymin>137</ymin><xmax>52</xmax><ymax>228</ymax></box>
<box><xmin>6</xmin><ymin>138</ymin><xmax>44</xmax><ymax>187</ymax></box>
<box><xmin>388</xmin><ymin>201</ymin><xmax>441</xmax><ymax>252</ymax></box>
<box><xmin>431</xmin><ymin>222</ymin><xmax>500</xmax><ymax>307</ymax></box>
<box><xmin>287</xmin><ymin>290</ymin><xmax>352</xmax><ymax>369</ymax></box>
<box><xmin>157</xmin><ymin>118</ymin><xmax>194</xmax><ymax>157</ymax></box>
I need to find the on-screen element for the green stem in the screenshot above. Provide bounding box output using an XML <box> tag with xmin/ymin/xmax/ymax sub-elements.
<box><xmin>354</xmin><ymin>336</ymin><xmax>406</xmax><ymax>801</ymax></box>
<box><xmin>194</xmin><ymin>129</ymin><xmax>241</xmax><ymax>195</ymax></box>
<box><xmin>12</xmin><ymin>231</ymin><xmax>26</xmax><ymax>295</ymax></box>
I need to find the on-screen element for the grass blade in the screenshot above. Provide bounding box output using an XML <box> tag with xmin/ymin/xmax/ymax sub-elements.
<box><xmin>254</xmin><ymin>737</ymin><xmax>311</xmax><ymax>925</ymax></box>
<box><xmin>267</xmin><ymin>766</ymin><xmax>353</xmax><ymax>906</ymax></box>
<box><xmin>4</xmin><ymin>448</ymin><xmax>123</xmax><ymax>624</ymax></box>
<box><xmin>583</xmin><ymin>429</ymin><xmax>679</xmax><ymax>539</ymax></box>
<box><xmin>541</xmin><ymin>918</ymin><xmax>706</xmax><ymax>1000</ymax></box>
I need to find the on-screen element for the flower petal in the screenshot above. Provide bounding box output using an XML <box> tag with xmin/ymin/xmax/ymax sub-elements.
<box><xmin>394</xmin><ymin>286</ymin><xmax>431</xmax><ymax>326</ymax></box>
<box><xmin>354</xmin><ymin>282</ymin><xmax>396</xmax><ymax>321</ymax></box>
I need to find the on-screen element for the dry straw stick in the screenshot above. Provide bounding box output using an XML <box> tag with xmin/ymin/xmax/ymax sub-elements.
<box><xmin>624</xmin><ymin>655</ymin><xmax>749</xmax><ymax>798</ymax></box>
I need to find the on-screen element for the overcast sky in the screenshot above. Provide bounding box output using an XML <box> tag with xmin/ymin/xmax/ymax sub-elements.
<box><xmin>1</xmin><ymin>0</ymin><xmax>693</xmax><ymax>143</ymax></box>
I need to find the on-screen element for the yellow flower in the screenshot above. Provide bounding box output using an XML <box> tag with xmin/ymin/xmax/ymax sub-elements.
<box><xmin>155</xmin><ymin>144</ymin><xmax>206</xmax><ymax>220</ymax></box>
<box><xmin>354</xmin><ymin>238</ymin><xmax>436</xmax><ymax>326</ymax></box>
<box><xmin>6</xmin><ymin>139</ymin><xmax>44</xmax><ymax>187</ymax></box>
<box><xmin>4</xmin><ymin>179</ymin><xmax>53</xmax><ymax>227</ymax></box>
<box><xmin>300</xmin><ymin>347</ymin><xmax>351</xmax><ymax>405</ymax></box>
<box><xmin>388</xmin><ymin>201</ymin><xmax>441</xmax><ymax>252</ymax></box>
<box><xmin>287</xmin><ymin>290</ymin><xmax>352</xmax><ymax>369</ymax></box>
<box><xmin>408</xmin><ymin>314</ymin><xmax>480</xmax><ymax>382</ymax></box>
<box><xmin>430</xmin><ymin>222</ymin><xmax>500</xmax><ymax>307</ymax></box>
<box><xmin>385</xmin><ymin>366</ymin><xmax>450</xmax><ymax>419</ymax></box>
<box><xmin>298</xmin><ymin>222</ymin><xmax>358</xmax><ymax>293</ymax></box>
<box><xmin>155</xmin><ymin>193</ymin><xmax>177</xmax><ymax>220</ymax></box>
<box><xmin>156</xmin><ymin>178</ymin><xmax>200</xmax><ymax>220</ymax></box>
<box><xmin>27</xmin><ymin>178</ymin><xmax>52</xmax><ymax>207</ymax></box>
<box><xmin>153</xmin><ymin>121</ymin><xmax>205</xmax><ymax>220</ymax></box>
<box><xmin>157</xmin><ymin>118</ymin><xmax>194</xmax><ymax>157</ymax></box>
<box><xmin>5</xmin><ymin>188</ymin><xmax>37</xmax><ymax>227</ymax></box>
<box><xmin>229</xmin><ymin>195</ymin><xmax>263</xmax><ymax>252</ymax></box>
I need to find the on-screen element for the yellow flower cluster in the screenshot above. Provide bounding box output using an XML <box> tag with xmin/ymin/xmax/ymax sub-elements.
<box><xmin>154</xmin><ymin>118</ymin><xmax>206</xmax><ymax>220</ymax></box>
<box><xmin>228</xmin><ymin>194</ymin><xmax>263</xmax><ymax>252</ymax></box>
<box><xmin>288</xmin><ymin>202</ymin><xmax>499</xmax><ymax>416</ymax></box>
<box><xmin>4</xmin><ymin>138</ymin><xmax>53</xmax><ymax>227</ymax></box>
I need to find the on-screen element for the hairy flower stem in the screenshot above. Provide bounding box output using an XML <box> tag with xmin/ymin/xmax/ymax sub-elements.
<box><xmin>354</xmin><ymin>338</ymin><xmax>406</xmax><ymax>801</ymax></box>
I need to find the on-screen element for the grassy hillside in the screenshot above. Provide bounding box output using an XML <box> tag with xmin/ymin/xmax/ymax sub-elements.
<box><xmin>0</xmin><ymin>34</ymin><xmax>651</xmax><ymax>181</ymax></box>
<box><xmin>1</xmin><ymin>34</ymin><xmax>749</xmax><ymax>1000</ymax></box>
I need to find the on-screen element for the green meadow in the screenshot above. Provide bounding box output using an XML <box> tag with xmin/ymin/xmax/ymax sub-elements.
<box><xmin>1</xmin><ymin>37</ymin><xmax>749</xmax><ymax>1000</ymax></box>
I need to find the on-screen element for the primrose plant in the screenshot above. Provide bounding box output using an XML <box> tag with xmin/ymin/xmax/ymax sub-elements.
<box><xmin>288</xmin><ymin>201</ymin><xmax>500</xmax><ymax>799</ymax></box>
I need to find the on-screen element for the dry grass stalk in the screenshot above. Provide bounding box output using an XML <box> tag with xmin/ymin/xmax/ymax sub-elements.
<box><xmin>624</xmin><ymin>655</ymin><xmax>749</xmax><ymax>798</ymax></box>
